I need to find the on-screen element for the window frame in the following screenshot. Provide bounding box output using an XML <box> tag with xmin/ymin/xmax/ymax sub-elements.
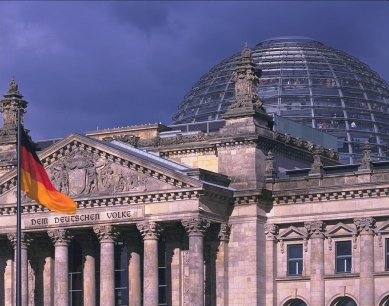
<box><xmin>287</xmin><ymin>244</ymin><xmax>303</xmax><ymax>276</ymax></box>
<box><xmin>335</xmin><ymin>240</ymin><xmax>352</xmax><ymax>273</ymax></box>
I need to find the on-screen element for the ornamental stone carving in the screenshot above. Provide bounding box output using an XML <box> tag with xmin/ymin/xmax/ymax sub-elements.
<box><xmin>264</xmin><ymin>223</ymin><xmax>279</xmax><ymax>241</ymax></box>
<box><xmin>309</xmin><ymin>148</ymin><xmax>325</xmax><ymax>175</ymax></box>
<box><xmin>223</xmin><ymin>43</ymin><xmax>264</xmax><ymax>114</ymax></box>
<box><xmin>0</xmin><ymin>77</ymin><xmax>28</xmax><ymax>140</ymax></box>
<box><xmin>46</xmin><ymin>147</ymin><xmax>149</xmax><ymax>197</ymax></box>
<box><xmin>265</xmin><ymin>151</ymin><xmax>277</xmax><ymax>178</ymax></box>
<box><xmin>136</xmin><ymin>221</ymin><xmax>163</xmax><ymax>240</ymax></box>
<box><xmin>358</xmin><ymin>141</ymin><xmax>373</xmax><ymax>171</ymax></box>
<box><xmin>354</xmin><ymin>217</ymin><xmax>376</xmax><ymax>234</ymax></box>
<box><xmin>304</xmin><ymin>221</ymin><xmax>326</xmax><ymax>238</ymax></box>
<box><xmin>218</xmin><ymin>223</ymin><xmax>232</xmax><ymax>242</ymax></box>
<box><xmin>7</xmin><ymin>232</ymin><xmax>34</xmax><ymax>249</ymax></box>
<box><xmin>182</xmin><ymin>218</ymin><xmax>210</xmax><ymax>236</ymax></box>
<box><xmin>47</xmin><ymin>229</ymin><xmax>74</xmax><ymax>246</ymax></box>
<box><xmin>93</xmin><ymin>225</ymin><xmax>120</xmax><ymax>243</ymax></box>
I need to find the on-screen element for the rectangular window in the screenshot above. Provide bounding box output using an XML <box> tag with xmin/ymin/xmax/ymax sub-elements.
<box><xmin>287</xmin><ymin>244</ymin><xmax>303</xmax><ymax>276</ymax></box>
<box><xmin>386</xmin><ymin>239</ymin><xmax>389</xmax><ymax>271</ymax></box>
<box><xmin>336</xmin><ymin>241</ymin><xmax>352</xmax><ymax>273</ymax></box>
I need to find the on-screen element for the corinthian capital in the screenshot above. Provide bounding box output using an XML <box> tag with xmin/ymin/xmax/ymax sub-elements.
<box><xmin>304</xmin><ymin>221</ymin><xmax>326</xmax><ymax>238</ymax></box>
<box><xmin>264</xmin><ymin>223</ymin><xmax>279</xmax><ymax>241</ymax></box>
<box><xmin>47</xmin><ymin>229</ymin><xmax>74</xmax><ymax>246</ymax></box>
<box><xmin>136</xmin><ymin>221</ymin><xmax>162</xmax><ymax>240</ymax></box>
<box><xmin>7</xmin><ymin>232</ymin><xmax>34</xmax><ymax>249</ymax></box>
<box><xmin>354</xmin><ymin>217</ymin><xmax>376</xmax><ymax>234</ymax></box>
<box><xmin>94</xmin><ymin>225</ymin><xmax>120</xmax><ymax>243</ymax></box>
<box><xmin>182</xmin><ymin>218</ymin><xmax>210</xmax><ymax>236</ymax></box>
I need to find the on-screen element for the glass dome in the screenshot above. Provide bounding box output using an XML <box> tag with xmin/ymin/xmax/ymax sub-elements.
<box><xmin>172</xmin><ymin>36</ymin><xmax>389</xmax><ymax>164</ymax></box>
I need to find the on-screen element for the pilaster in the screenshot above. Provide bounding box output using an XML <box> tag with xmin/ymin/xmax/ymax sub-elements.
<box><xmin>264</xmin><ymin>223</ymin><xmax>278</xmax><ymax>306</ymax></box>
<box><xmin>305</xmin><ymin>221</ymin><xmax>326</xmax><ymax>306</ymax></box>
<box><xmin>216</xmin><ymin>223</ymin><xmax>231</xmax><ymax>306</ymax></box>
<box><xmin>354</xmin><ymin>217</ymin><xmax>375</xmax><ymax>306</ymax></box>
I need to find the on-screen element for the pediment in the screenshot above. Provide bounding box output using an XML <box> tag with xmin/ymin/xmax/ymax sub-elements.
<box><xmin>0</xmin><ymin>134</ymin><xmax>208</xmax><ymax>205</ymax></box>
<box><xmin>376</xmin><ymin>219</ymin><xmax>389</xmax><ymax>233</ymax></box>
<box><xmin>325</xmin><ymin>222</ymin><xmax>356</xmax><ymax>237</ymax></box>
<box><xmin>277</xmin><ymin>226</ymin><xmax>307</xmax><ymax>240</ymax></box>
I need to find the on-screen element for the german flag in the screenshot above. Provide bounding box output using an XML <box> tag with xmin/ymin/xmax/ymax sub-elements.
<box><xmin>20</xmin><ymin>128</ymin><xmax>77</xmax><ymax>214</ymax></box>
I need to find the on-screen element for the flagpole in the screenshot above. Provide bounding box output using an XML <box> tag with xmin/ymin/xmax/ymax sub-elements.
<box><xmin>16</xmin><ymin>105</ymin><xmax>22</xmax><ymax>306</ymax></box>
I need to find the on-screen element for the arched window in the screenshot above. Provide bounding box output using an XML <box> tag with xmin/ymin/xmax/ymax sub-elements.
<box><xmin>285</xmin><ymin>299</ymin><xmax>307</xmax><ymax>306</ymax></box>
<box><xmin>334</xmin><ymin>297</ymin><xmax>357</xmax><ymax>306</ymax></box>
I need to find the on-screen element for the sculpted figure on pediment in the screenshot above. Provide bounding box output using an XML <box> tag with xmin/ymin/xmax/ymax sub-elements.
<box><xmin>45</xmin><ymin>147</ymin><xmax>150</xmax><ymax>197</ymax></box>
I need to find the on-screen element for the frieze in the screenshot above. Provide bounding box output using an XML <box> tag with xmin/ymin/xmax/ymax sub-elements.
<box><xmin>0</xmin><ymin>190</ymin><xmax>201</xmax><ymax>216</ymax></box>
<box><xmin>24</xmin><ymin>207</ymin><xmax>143</xmax><ymax>229</ymax></box>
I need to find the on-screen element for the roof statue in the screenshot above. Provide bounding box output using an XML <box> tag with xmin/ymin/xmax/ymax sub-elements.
<box><xmin>8</xmin><ymin>76</ymin><xmax>20</xmax><ymax>95</ymax></box>
<box><xmin>222</xmin><ymin>43</ymin><xmax>264</xmax><ymax>117</ymax></box>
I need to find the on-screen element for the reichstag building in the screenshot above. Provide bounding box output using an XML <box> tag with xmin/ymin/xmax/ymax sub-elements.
<box><xmin>0</xmin><ymin>38</ymin><xmax>388</xmax><ymax>306</ymax></box>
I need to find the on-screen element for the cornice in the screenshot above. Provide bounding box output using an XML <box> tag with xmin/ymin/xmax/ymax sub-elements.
<box><xmin>273</xmin><ymin>186</ymin><xmax>389</xmax><ymax>205</ymax></box>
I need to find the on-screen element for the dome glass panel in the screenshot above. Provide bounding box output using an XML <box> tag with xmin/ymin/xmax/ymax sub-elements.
<box><xmin>172</xmin><ymin>36</ymin><xmax>389</xmax><ymax>164</ymax></box>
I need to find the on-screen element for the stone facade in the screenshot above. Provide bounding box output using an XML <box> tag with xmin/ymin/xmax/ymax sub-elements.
<box><xmin>0</xmin><ymin>46</ymin><xmax>388</xmax><ymax>306</ymax></box>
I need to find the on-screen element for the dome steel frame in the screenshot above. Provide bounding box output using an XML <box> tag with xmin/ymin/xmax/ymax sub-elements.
<box><xmin>172</xmin><ymin>37</ymin><xmax>389</xmax><ymax>164</ymax></box>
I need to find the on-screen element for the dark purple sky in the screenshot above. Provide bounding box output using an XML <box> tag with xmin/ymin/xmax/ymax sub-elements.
<box><xmin>0</xmin><ymin>1</ymin><xmax>388</xmax><ymax>141</ymax></box>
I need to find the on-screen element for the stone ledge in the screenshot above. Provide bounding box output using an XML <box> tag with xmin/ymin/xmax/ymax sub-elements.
<box><xmin>372</xmin><ymin>271</ymin><xmax>389</xmax><ymax>278</ymax></box>
<box><xmin>275</xmin><ymin>276</ymin><xmax>310</xmax><ymax>282</ymax></box>
<box><xmin>323</xmin><ymin>273</ymin><xmax>360</xmax><ymax>279</ymax></box>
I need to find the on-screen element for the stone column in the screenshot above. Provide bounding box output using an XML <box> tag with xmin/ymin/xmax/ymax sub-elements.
<box><xmin>0</xmin><ymin>241</ymin><xmax>12</xmax><ymax>306</ymax></box>
<box><xmin>137</xmin><ymin>221</ymin><xmax>163</xmax><ymax>306</ymax></box>
<box><xmin>122</xmin><ymin>230</ymin><xmax>142</xmax><ymax>306</ymax></box>
<box><xmin>305</xmin><ymin>221</ymin><xmax>326</xmax><ymax>306</ymax></box>
<box><xmin>76</xmin><ymin>234</ymin><xmax>96</xmax><ymax>306</ymax></box>
<box><xmin>264</xmin><ymin>223</ymin><xmax>278</xmax><ymax>306</ymax></box>
<box><xmin>182</xmin><ymin>217</ymin><xmax>210</xmax><ymax>306</ymax></box>
<box><xmin>47</xmin><ymin>229</ymin><xmax>73</xmax><ymax>306</ymax></box>
<box><xmin>36</xmin><ymin>238</ymin><xmax>54</xmax><ymax>306</ymax></box>
<box><xmin>164</xmin><ymin>227</ymin><xmax>184</xmax><ymax>306</ymax></box>
<box><xmin>354</xmin><ymin>217</ymin><xmax>375</xmax><ymax>306</ymax></box>
<box><xmin>215</xmin><ymin>223</ymin><xmax>231</xmax><ymax>306</ymax></box>
<box><xmin>7</xmin><ymin>232</ymin><xmax>33</xmax><ymax>306</ymax></box>
<box><xmin>94</xmin><ymin>225</ymin><xmax>120</xmax><ymax>306</ymax></box>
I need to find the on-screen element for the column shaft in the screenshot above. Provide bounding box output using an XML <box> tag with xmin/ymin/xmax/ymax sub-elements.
<box><xmin>21</xmin><ymin>247</ymin><xmax>28</xmax><ymax>306</ymax></box>
<box><xmin>48</xmin><ymin>229</ymin><xmax>73</xmax><ymax>306</ymax></box>
<box><xmin>83</xmin><ymin>251</ymin><xmax>96</xmax><ymax>306</ymax></box>
<box><xmin>94</xmin><ymin>225</ymin><xmax>119</xmax><ymax>306</ymax></box>
<box><xmin>54</xmin><ymin>245</ymin><xmax>69</xmax><ymax>306</ymax></box>
<box><xmin>42</xmin><ymin>256</ymin><xmax>54</xmax><ymax>306</ymax></box>
<box><xmin>143</xmin><ymin>239</ymin><xmax>159</xmax><ymax>306</ymax></box>
<box><xmin>100</xmin><ymin>242</ymin><xmax>115</xmax><ymax>305</ymax></box>
<box><xmin>128</xmin><ymin>244</ymin><xmax>141</xmax><ymax>306</ymax></box>
<box><xmin>359</xmin><ymin>232</ymin><xmax>374</xmax><ymax>306</ymax></box>
<box><xmin>4</xmin><ymin>257</ymin><xmax>13</xmax><ymax>306</ymax></box>
<box><xmin>189</xmin><ymin>234</ymin><xmax>204</xmax><ymax>306</ymax></box>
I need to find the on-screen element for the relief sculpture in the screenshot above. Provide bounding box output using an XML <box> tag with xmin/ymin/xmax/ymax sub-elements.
<box><xmin>46</xmin><ymin>147</ymin><xmax>149</xmax><ymax>197</ymax></box>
